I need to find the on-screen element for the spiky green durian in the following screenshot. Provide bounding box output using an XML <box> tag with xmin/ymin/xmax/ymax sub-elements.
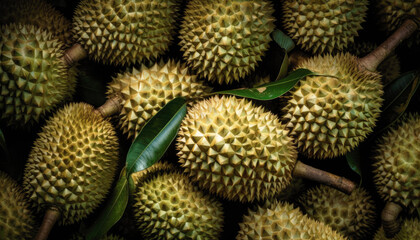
<box><xmin>282</xmin><ymin>0</ymin><xmax>368</xmax><ymax>54</ymax></box>
<box><xmin>177</xmin><ymin>95</ymin><xmax>298</xmax><ymax>202</ymax></box>
<box><xmin>131</xmin><ymin>161</ymin><xmax>176</xmax><ymax>186</ymax></box>
<box><xmin>374</xmin><ymin>219</ymin><xmax>420</xmax><ymax>240</ymax></box>
<box><xmin>133</xmin><ymin>171</ymin><xmax>224</xmax><ymax>239</ymax></box>
<box><xmin>107</xmin><ymin>60</ymin><xmax>212</xmax><ymax>139</ymax></box>
<box><xmin>372</xmin><ymin>113</ymin><xmax>420</xmax><ymax>213</ymax></box>
<box><xmin>179</xmin><ymin>0</ymin><xmax>275</xmax><ymax>84</ymax></box>
<box><xmin>23</xmin><ymin>103</ymin><xmax>119</xmax><ymax>225</ymax></box>
<box><xmin>0</xmin><ymin>24</ymin><xmax>76</xmax><ymax>127</ymax></box>
<box><xmin>73</xmin><ymin>0</ymin><xmax>180</xmax><ymax>65</ymax></box>
<box><xmin>0</xmin><ymin>171</ymin><xmax>35</xmax><ymax>240</ymax></box>
<box><xmin>237</xmin><ymin>200</ymin><xmax>347</xmax><ymax>240</ymax></box>
<box><xmin>70</xmin><ymin>234</ymin><xmax>124</xmax><ymax>240</ymax></box>
<box><xmin>283</xmin><ymin>53</ymin><xmax>383</xmax><ymax>159</ymax></box>
<box><xmin>299</xmin><ymin>186</ymin><xmax>376</xmax><ymax>240</ymax></box>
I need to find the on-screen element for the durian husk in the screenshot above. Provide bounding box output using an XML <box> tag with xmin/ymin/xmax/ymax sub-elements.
<box><xmin>177</xmin><ymin>95</ymin><xmax>298</xmax><ymax>202</ymax></box>
<box><xmin>0</xmin><ymin>171</ymin><xmax>36</xmax><ymax>240</ymax></box>
<box><xmin>283</xmin><ymin>53</ymin><xmax>383</xmax><ymax>159</ymax></box>
<box><xmin>131</xmin><ymin>162</ymin><xmax>176</xmax><ymax>186</ymax></box>
<box><xmin>299</xmin><ymin>186</ymin><xmax>377</xmax><ymax>240</ymax></box>
<box><xmin>373</xmin><ymin>113</ymin><xmax>420</xmax><ymax>213</ymax></box>
<box><xmin>179</xmin><ymin>0</ymin><xmax>275</xmax><ymax>84</ymax></box>
<box><xmin>282</xmin><ymin>0</ymin><xmax>368</xmax><ymax>54</ymax></box>
<box><xmin>23</xmin><ymin>103</ymin><xmax>119</xmax><ymax>225</ymax></box>
<box><xmin>236</xmin><ymin>200</ymin><xmax>348</xmax><ymax>239</ymax></box>
<box><xmin>374</xmin><ymin>219</ymin><xmax>420</xmax><ymax>240</ymax></box>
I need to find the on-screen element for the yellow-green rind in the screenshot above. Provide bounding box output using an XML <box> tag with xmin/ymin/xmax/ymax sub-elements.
<box><xmin>374</xmin><ymin>219</ymin><xmax>420</xmax><ymax>240</ymax></box>
<box><xmin>179</xmin><ymin>0</ymin><xmax>275</xmax><ymax>84</ymax></box>
<box><xmin>299</xmin><ymin>186</ymin><xmax>377</xmax><ymax>240</ymax></box>
<box><xmin>131</xmin><ymin>162</ymin><xmax>176</xmax><ymax>186</ymax></box>
<box><xmin>133</xmin><ymin>171</ymin><xmax>224</xmax><ymax>239</ymax></box>
<box><xmin>236</xmin><ymin>201</ymin><xmax>348</xmax><ymax>240</ymax></box>
<box><xmin>177</xmin><ymin>95</ymin><xmax>297</xmax><ymax>202</ymax></box>
<box><xmin>372</xmin><ymin>113</ymin><xmax>420</xmax><ymax>213</ymax></box>
<box><xmin>283</xmin><ymin>53</ymin><xmax>383</xmax><ymax>159</ymax></box>
<box><xmin>107</xmin><ymin>60</ymin><xmax>212</xmax><ymax>139</ymax></box>
<box><xmin>0</xmin><ymin>171</ymin><xmax>35</xmax><ymax>240</ymax></box>
<box><xmin>282</xmin><ymin>0</ymin><xmax>368</xmax><ymax>54</ymax></box>
<box><xmin>23</xmin><ymin>103</ymin><xmax>119</xmax><ymax>225</ymax></box>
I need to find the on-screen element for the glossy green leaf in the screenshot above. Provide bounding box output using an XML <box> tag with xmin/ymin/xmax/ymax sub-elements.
<box><xmin>126</xmin><ymin>97</ymin><xmax>187</xmax><ymax>175</ymax></box>
<box><xmin>272</xmin><ymin>29</ymin><xmax>295</xmax><ymax>53</ymax></box>
<box><xmin>275</xmin><ymin>52</ymin><xmax>289</xmax><ymax>81</ymax></box>
<box><xmin>345</xmin><ymin>147</ymin><xmax>362</xmax><ymax>184</ymax></box>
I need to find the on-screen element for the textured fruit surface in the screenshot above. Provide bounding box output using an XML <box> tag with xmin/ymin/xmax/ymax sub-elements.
<box><xmin>0</xmin><ymin>171</ymin><xmax>35</xmax><ymax>240</ymax></box>
<box><xmin>374</xmin><ymin>219</ymin><xmax>420</xmax><ymax>240</ymax></box>
<box><xmin>282</xmin><ymin>0</ymin><xmax>368</xmax><ymax>54</ymax></box>
<box><xmin>131</xmin><ymin>161</ymin><xmax>175</xmax><ymax>186</ymax></box>
<box><xmin>299</xmin><ymin>186</ymin><xmax>376</xmax><ymax>240</ymax></box>
<box><xmin>73</xmin><ymin>0</ymin><xmax>180</xmax><ymax>65</ymax></box>
<box><xmin>133</xmin><ymin>171</ymin><xmax>224</xmax><ymax>239</ymax></box>
<box><xmin>373</xmin><ymin>113</ymin><xmax>420</xmax><ymax>213</ymax></box>
<box><xmin>177</xmin><ymin>95</ymin><xmax>297</xmax><ymax>202</ymax></box>
<box><xmin>0</xmin><ymin>24</ymin><xmax>76</xmax><ymax>127</ymax></box>
<box><xmin>107</xmin><ymin>60</ymin><xmax>212</xmax><ymax>139</ymax></box>
<box><xmin>237</xmin><ymin>200</ymin><xmax>347</xmax><ymax>240</ymax></box>
<box><xmin>23</xmin><ymin>103</ymin><xmax>119</xmax><ymax>225</ymax></box>
<box><xmin>283</xmin><ymin>53</ymin><xmax>383</xmax><ymax>159</ymax></box>
<box><xmin>179</xmin><ymin>0</ymin><xmax>275</xmax><ymax>84</ymax></box>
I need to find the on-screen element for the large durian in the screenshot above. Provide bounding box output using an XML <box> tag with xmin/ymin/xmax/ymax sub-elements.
<box><xmin>0</xmin><ymin>171</ymin><xmax>35</xmax><ymax>240</ymax></box>
<box><xmin>374</xmin><ymin>219</ymin><xmax>420</xmax><ymax>240</ymax></box>
<box><xmin>236</xmin><ymin>200</ymin><xmax>347</xmax><ymax>239</ymax></box>
<box><xmin>0</xmin><ymin>23</ymin><xmax>76</xmax><ymax>127</ymax></box>
<box><xmin>283</xmin><ymin>53</ymin><xmax>383</xmax><ymax>159</ymax></box>
<box><xmin>177</xmin><ymin>95</ymin><xmax>298</xmax><ymax>202</ymax></box>
<box><xmin>107</xmin><ymin>60</ymin><xmax>212</xmax><ymax>139</ymax></box>
<box><xmin>282</xmin><ymin>0</ymin><xmax>368</xmax><ymax>54</ymax></box>
<box><xmin>73</xmin><ymin>0</ymin><xmax>180</xmax><ymax>65</ymax></box>
<box><xmin>372</xmin><ymin>113</ymin><xmax>420</xmax><ymax>213</ymax></box>
<box><xmin>179</xmin><ymin>0</ymin><xmax>275</xmax><ymax>84</ymax></box>
<box><xmin>299</xmin><ymin>186</ymin><xmax>377</xmax><ymax>240</ymax></box>
<box><xmin>23</xmin><ymin>103</ymin><xmax>119</xmax><ymax>225</ymax></box>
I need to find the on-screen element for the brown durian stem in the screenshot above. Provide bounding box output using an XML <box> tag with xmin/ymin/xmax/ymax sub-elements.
<box><xmin>34</xmin><ymin>206</ymin><xmax>61</xmax><ymax>240</ymax></box>
<box><xmin>292</xmin><ymin>161</ymin><xmax>355</xmax><ymax>194</ymax></box>
<box><xmin>62</xmin><ymin>43</ymin><xmax>87</xmax><ymax>66</ymax></box>
<box><xmin>94</xmin><ymin>95</ymin><xmax>123</xmax><ymax>118</ymax></box>
<box><xmin>381</xmin><ymin>202</ymin><xmax>403</xmax><ymax>238</ymax></box>
<box><xmin>359</xmin><ymin>19</ymin><xmax>418</xmax><ymax>72</ymax></box>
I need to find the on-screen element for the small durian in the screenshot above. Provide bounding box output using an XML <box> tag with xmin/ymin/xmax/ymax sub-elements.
<box><xmin>372</xmin><ymin>113</ymin><xmax>420</xmax><ymax>213</ymax></box>
<box><xmin>133</xmin><ymin>171</ymin><xmax>224</xmax><ymax>239</ymax></box>
<box><xmin>0</xmin><ymin>23</ymin><xmax>76</xmax><ymax>127</ymax></box>
<box><xmin>374</xmin><ymin>219</ymin><xmax>420</xmax><ymax>240</ymax></box>
<box><xmin>107</xmin><ymin>60</ymin><xmax>212</xmax><ymax>139</ymax></box>
<box><xmin>177</xmin><ymin>95</ymin><xmax>298</xmax><ymax>202</ymax></box>
<box><xmin>299</xmin><ymin>186</ymin><xmax>377</xmax><ymax>240</ymax></box>
<box><xmin>179</xmin><ymin>0</ymin><xmax>275</xmax><ymax>84</ymax></box>
<box><xmin>283</xmin><ymin>53</ymin><xmax>383</xmax><ymax>159</ymax></box>
<box><xmin>236</xmin><ymin>200</ymin><xmax>347</xmax><ymax>240</ymax></box>
<box><xmin>23</xmin><ymin>103</ymin><xmax>119</xmax><ymax>225</ymax></box>
<box><xmin>0</xmin><ymin>171</ymin><xmax>36</xmax><ymax>240</ymax></box>
<box><xmin>72</xmin><ymin>0</ymin><xmax>180</xmax><ymax>65</ymax></box>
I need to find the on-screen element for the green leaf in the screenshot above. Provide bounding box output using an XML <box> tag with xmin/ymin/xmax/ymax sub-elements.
<box><xmin>126</xmin><ymin>97</ymin><xmax>187</xmax><ymax>175</ymax></box>
<box><xmin>345</xmin><ymin>147</ymin><xmax>362</xmax><ymax>184</ymax></box>
<box><xmin>275</xmin><ymin>52</ymin><xmax>289</xmax><ymax>81</ymax></box>
<box><xmin>272</xmin><ymin>29</ymin><xmax>295</xmax><ymax>53</ymax></box>
<box><xmin>216</xmin><ymin>69</ymin><xmax>317</xmax><ymax>100</ymax></box>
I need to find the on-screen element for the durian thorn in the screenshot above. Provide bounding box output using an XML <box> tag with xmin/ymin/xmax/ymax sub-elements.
<box><xmin>381</xmin><ymin>201</ymin><xmax>403</xmax><ymax>238</ymax></box>
<box><xmin>359</xmin><ymin>19</ymin><xmax>418</xmax><ymax>72</ymax></box>
<box><xmin>34</xmin><ymin>206</ymin><xmax>61</xmax><ymax>240</ymax></box>
<box><xmin>95</xmin><ymin>95</ymin><xmax>123</xmax><ymax>118</ymax></box>
<box><xmin>62</xmin><ymin>43</ymin><xmax>87</xmax><ymax>67</ymax></box>
<box><xmin>292</xmin><ymin>161</ymin><xmax>355</xmax><ymax>195</ymax></box>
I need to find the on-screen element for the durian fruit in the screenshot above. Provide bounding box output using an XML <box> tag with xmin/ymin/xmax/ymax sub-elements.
<box><xmin>133</xmin><ymin>170</ymin><xmax>224</xmax><ymax>239</ymax></box>
<box><xmin>372</xmin><ymin>113</ymin><xmax>420</xmax><ymax>213</ymax></box>
<box><xmin>283</xmin><ymin>53</ymin><xmax>383</xmax><ymax>159</ymax></box>
<box><xmin>177</xmin><ymin>95</ymin><xmax>298</xmax><ymax>202</ymax></box>
<box><xmin>374</xmin><ymin>219</ymin><xmax>420</xmax><ymax>240</ymax></box>
<box><xmin>236</xmin><ymin>200</ymin><xmax>347</xmax><ymax>240</ymax></box>
<box><xmin>23</xmin><ymin>103</ymin><xmax>119</xmax><ymax>225</ymax></box>
<box><xmin>0</xmin><ymin>171</ymin><xmax>36</xmax><ymax>240</ymax></box>
<box><xmin>131</xmin><ymin>161</ymin><xmax>175</xmax><ymax>186</ymax></box>
<box><xmin>72</xmin><ymin>0</ymin><xmax>180</xmax><ymax>65</ymax></box>
<box><xmin>179</xmin><ymin>0</ymin><xmax>275</xmax><ymax>84</ymax></box>
<box><xmin>299</xmin><ymin>186</ymin><xmax>377</xmax><ymax>240</ymax></box>
<box><xmin>107</xmin><ymin>60</ymin><xmax>212</xmax><ymax>139</ymax></box>
<box><xmin>0</xmin><ymin>23</ymin><xmax>76</xmax><ymax>127</ymax></box>
<box><xmin>282</xmin><ymin>0</ymin><xmax>368</xmax><ymax>54</ymax></box>
<box><xmin>70</xmin><ymin>234</ymin><xmax>124</xmax><ymax>240</ymax></box>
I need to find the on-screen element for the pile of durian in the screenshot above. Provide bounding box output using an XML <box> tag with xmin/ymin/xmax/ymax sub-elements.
<box><xmin>0</xmin><ymin>0</ymin><xmax>419</xmax><ymax>239</ymax></box>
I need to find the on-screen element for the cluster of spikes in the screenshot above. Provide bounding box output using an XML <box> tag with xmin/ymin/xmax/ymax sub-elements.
<box><xmin>374</xmin><ymin>219</ymin><xmax>420</xmax><ymax>240</ymax></box>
